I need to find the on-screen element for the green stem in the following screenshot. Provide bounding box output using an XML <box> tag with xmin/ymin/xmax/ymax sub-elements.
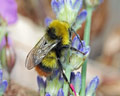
<box><xmin>84</xmin><ymin>7</ymin><xmax>93</xmax><ymax>45</ymax></box>
<box><xmin>0</xmin><ymin>27</ymin><xmax>5</xmax><ymax>43</ymax></box>
<box><xmin>80</xmin><ymin>7</ymin><xmax>93</xmax><ymax>96</ymax></box>
<box><xmin>1</xmin><ymin>48</ymin><xmax>6</xmax><ymax>68</ymax></box>
<box><xmin>0</xmin><ymin>18</ymin><xmax>7</xmax><ymax>43</ymax></box>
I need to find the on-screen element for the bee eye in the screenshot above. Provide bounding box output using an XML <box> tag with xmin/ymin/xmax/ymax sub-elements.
<box><xmin>47</xmin><ymin>27</ymin><xmax>58</xmax><ymax>39</ymax></box>
<box><xmin>68</xmin><ymin>28</ymin><xmax>72</xmax><ymax>37</ymax></box>
<box><xmin>44</xmin><ymin>41</ymin><xmax>47</xmax><ymax>45</ymax></box>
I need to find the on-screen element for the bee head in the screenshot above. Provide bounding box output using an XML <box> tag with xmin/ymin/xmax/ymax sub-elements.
<box><xmin>47</xmin><ymin>20</ymin><xmax>70</xmax><ymax>38</ymax></box>
<box><xmin>47</xmin><ymin>27</ymin><xmax>58</xmax><ymax>39</ymax></box>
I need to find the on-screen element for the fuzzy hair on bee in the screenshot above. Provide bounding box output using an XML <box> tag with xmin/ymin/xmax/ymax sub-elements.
<box><xmin>25</xmin><ymin>20</ymin><xmax>84</xmax><ymax>92</ymax></box>
<box><xmin>25</xmin><ymin>20</ymin><xmax>71</xmax><ymax>75</ymax></box>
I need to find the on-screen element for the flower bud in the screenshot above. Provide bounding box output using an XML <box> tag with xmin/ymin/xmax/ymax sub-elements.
<box><xmin>51</xmin><ymin>0</ymin><xmax>86</xmax><ymax>25</ymax></box>
<box><xmin>86</xmin><ymin>76</ymin><xmax>99</xmax><ymax>96</ymax></box>
<box><xmin>0</xmin><ymin>33</ymin><xmax>16</xmax><ymax>73</ymax></box>
<box><xmin>70</xmin><ymin>72</ymin><xmax>81</xmax><ymax>94</ymax></box>
<box><xmin>85</xmin><ymin>0</ymin><xmax>103</xmax><ymax>7</ymax></box>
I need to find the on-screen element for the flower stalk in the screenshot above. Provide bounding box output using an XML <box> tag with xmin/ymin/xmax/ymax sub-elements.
<box><xmin>0</xmin><ymin>26</ymin><xmax>6</xmax><ymax>46</ymax></box>
<box><xmin>80</xmin><ymin>6</ymin><xmax>93</xmax><ymax>96</ymax></box>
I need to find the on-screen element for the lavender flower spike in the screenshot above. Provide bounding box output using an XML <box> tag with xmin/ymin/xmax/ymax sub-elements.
<box><xmin>51</xmin><ymin>0</ymin><xmax>86</xmax><ymax>25</ymax></box>
<box><xmin>86</xmin><ymin>76</ymin><xmax>99</xmax><ymax>96</ymax></box>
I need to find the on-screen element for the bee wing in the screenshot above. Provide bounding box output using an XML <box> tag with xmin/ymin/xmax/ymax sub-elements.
<box><xmin>25</xmin><ymin>36</ymin><xmax>60</xmax><ymax>70</ymax></box>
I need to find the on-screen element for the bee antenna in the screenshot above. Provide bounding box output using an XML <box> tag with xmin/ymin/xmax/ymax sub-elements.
<box><xmin>71</xmin><ymin>28</ymin><xmax>83</xmax><ymax>48</ymax></box>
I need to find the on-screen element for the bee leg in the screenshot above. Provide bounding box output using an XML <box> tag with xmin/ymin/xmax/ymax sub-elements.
<box><xmin>56</xmin><ymin>47</ymin><xmax>77</xmax><ymax>95</ymax></box>
<box><xmin>58</xmin><ymin>45</ymin><xmax>85</xmax><ymax>55</ymax></box>
<box><xmin>70</xmin><ymin>47</ymin><xmax>85</xmax><ymax>55</ymax></box>
<box><xmin>57</xmin><ymin>58</ymin><xmax>69</xmax><ymax>82</ymax></box>
<box><xmin>57</xmin><ymin>58</ymin><xmax>76</xmax><ymax>94</ymax></box>
<box><xmin>70</xmin><ymin>28</ymin><xmax>83</xmax><ymax>48</ymax></box>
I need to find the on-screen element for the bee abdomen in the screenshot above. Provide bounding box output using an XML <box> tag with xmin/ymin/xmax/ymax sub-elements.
<box><xmin>35</xmin><ymin>63</ymin><xmax>52</xmax><ymax>77</ymax></box>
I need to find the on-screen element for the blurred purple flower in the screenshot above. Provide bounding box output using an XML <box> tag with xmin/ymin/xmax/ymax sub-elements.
<box><xmin>0</xmin><ymin>69</ymin><xmax>8</xmax><ymax>95</ymax></box>
<box><xmin>0</xmin><ymin>0</ymin><xmax>18</xmax><ymax>25</ymax></box>
<box><xmin>72</xmin><ymin>36</ymin><xmax>90</xmax><ymax>55</ymax></box>
<box><xmin>45</xmin><ymin>17</ymin><xmax>52</xmax><ymax>26</ymax></box>
<box><xmin>45</xmin><ymin>93</ymin><xmax>51</xmax><ymax>96</ymax></box>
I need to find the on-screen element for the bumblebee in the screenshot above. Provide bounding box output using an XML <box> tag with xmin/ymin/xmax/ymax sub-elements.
<box><xmin>25</xmin><ymin>20</ymin><xmax>83</xmax><ymax>92</ymax></box>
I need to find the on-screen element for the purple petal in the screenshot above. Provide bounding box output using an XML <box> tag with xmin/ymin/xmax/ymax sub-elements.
<box><xmin>57</xmin><ymin>88</ymin><xmax>64</xmax><ymax>96</ymax></box>
<box><xmin>84</xmin><ymin>46</ymin><xmax>90</xmax><ymax>55</ymax></box>
<box><xmin>0</xmin><ymin>0</ymin><xmax>18</xmax><ymax>25</ymax></box>
<box><xmin>51</xmin><ymin>0</ymin><xmax>60</xmax><ymax>13</ymax></box>
<box><xmin>53</xmin><ymin>69</ymin><xmax>59</xmax><ymax>77</ymax></box>
<box><xmin>69</xmin><ymin>0</ymin><xmax>73</xmax><ymax>7</ymax></box>
<box><xmin>86</xmin><ymin>76</ymin><xmax>99</xmax><ymax>96</ymax></box>
<box><xmin>45</xmin><ymin>17</ymin><xmax>52</xmax><ymax>26</ymax></box>
<box><xmin>37</xmin><ymin>76</ymin><xmax>46</xmax><ymax>90</ymax></box>
<box><xmin>72</xmin><ymin>36</ymin><xmax>80</xmax><ymax>49</ymax></box>
<box><xmin>49</xmin><ymin>69</ymin><xmax>60</xmax><ymax>80</ymax></box>
<box><xmin>45</xmin><ymin>93</ymin><xmax>51</xmax><ymax>96</ymax></box>
<box><xmin>0</xmin><ymin>36</ymin><xmax>6</xmax><ymax>51</ymax></box>
<box><xmin>74</xmin><ymin>72</ymin><xmax>81</xmax><ymax>93</ymax></box>
<box><xmin>77</xmin><ymin>10</ymin><xmax>87</xmax><ymax>24</ymax></box>
<box><xmin>73</xmin><ymin>0</ymin><xmax>83</xmax><ymax>11</ymax></box>
<box><xmin>58</xmin><ymin>0</ymin><xmax>64</xmax><ymax>5</ymax></box>
<box><xmin>0</xmin><ymin>70</ymin><xmax>3</xmax><ymax>83</ymax></box>
<box><xmin>1</xmin><ymin>80</ymin><xmax>8</xmax><ymax>92</ymax></box>
<box><xmin>78</xmin><ymin>40</ymin><xmax>85</xmax><ymax>51</ymax></box>
<box><xmin>70</xmin><ymin>72</ymin><xmax>75</xmax><ymax>85</ymax></box>
<box><xmin>59</xmin><ymin>74</ymin><xmax>64</xmax><ymax>84</ymax></box>
<box><xmin>72</xmin><ymin>10</ymin><xmax>87</xmax><ymax>30</ymax></box>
